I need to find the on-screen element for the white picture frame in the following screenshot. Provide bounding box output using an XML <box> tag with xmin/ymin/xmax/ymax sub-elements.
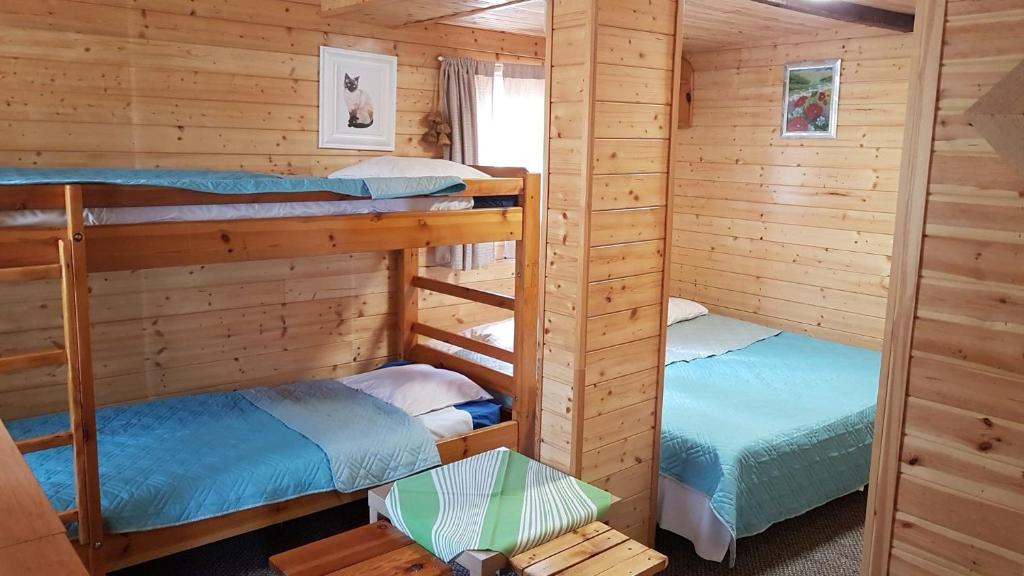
<box><xmin>319</xmin><ymin>46</ymin><xmax>397</xmax><ymax>151</ymax></box>
<box><xmin>781</xmin><ymin>59</ymin><xmax>841</xmax><ymax>139</ymax></box>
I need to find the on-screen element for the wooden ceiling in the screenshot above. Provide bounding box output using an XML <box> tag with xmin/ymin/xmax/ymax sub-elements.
<box><xmin>320</xmin><ymin>0</ymin><xmax>915</xmax><ymax>49</ymax></box>
<box><xmin>319</xmin><ymin>0</ymin><xmax>546</xmax><ymax>32</ymax></box>
<box><xmin>681</xmin><ymin>0</ymin><xmax>912</xmax><ymax>52</ymax></box>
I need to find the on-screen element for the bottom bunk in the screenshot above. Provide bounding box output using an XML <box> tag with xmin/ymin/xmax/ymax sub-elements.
<box><xmin>656</xmin><ymin>311</ymin><xmax>881</xmax><ymax>563</ymax></box>
<box><xmin>5</xmin><ymin>363</ymin><xmax>518</xmax><ymax>571</ymax></box>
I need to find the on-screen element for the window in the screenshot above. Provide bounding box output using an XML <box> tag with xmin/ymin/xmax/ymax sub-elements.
<box><xmin>475</xmin><ymin>63</ymin><xmax>545</xmax><ymax>173</ymax></box>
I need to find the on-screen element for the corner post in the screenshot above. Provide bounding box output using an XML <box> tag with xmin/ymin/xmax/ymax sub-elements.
<box><xmin>61</xmin><ymin>184</ymin><xmax>104</xmax><ymax>575</ymax></box>
<box><xmin>514</xmin><ymin>174</ymin><xmax>541</xmax><ymax>456</ymax></box>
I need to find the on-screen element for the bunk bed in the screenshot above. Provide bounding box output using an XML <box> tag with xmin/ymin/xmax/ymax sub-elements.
<box><xmin>0</xmin><ymin>165</ymin><xmax>540</xmax><ymax>576</ymax></box>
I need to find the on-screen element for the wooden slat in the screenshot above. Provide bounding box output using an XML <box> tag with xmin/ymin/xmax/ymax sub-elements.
<box><xmin>56</xmin><ymin>508</ymin><xmax>79</xmax><ymax>526</ymax></box>
<box><xmin>435</xmin><ymin>420</ymin><xmax>519</xmax><ymax>463</ymax></box>
<box><xmin>269</xmin><ymin>522</ymin><xmax>412</xmax><ymax>576</ymax></box>
<box><xmin>412</xmin><ymin>276</ymin><xmax>515</xmax><ymax>310</ymax></box>
<box><xmin>511</xmin><ymin>523</ymin><xmax>613</xmax><ymax>573</ymax></box>
<box><xmin>15</xmin><ymin>430</ymin><xmax>73</xmax><ymax>454</ymax></box>
<box><xmin>411</xmin><ymin>322</ymin><xmax>515</xmax><ymax>364</ymax></box>
<box><xmin>407</xmin><ymin>344</ymin><xmax>516</xmax><ymax>399</ymax></box>
<box><xmin>0</xmin><ymin>349</ymin><xmax>66</xmax><ymax>373</ymax></box>
<box><xmin>84</xmin><ymin>208</ymin><xmax>523</xmax><ymax>272</ymax></box>
<box><xmin>0</xmin><ymin>264</ymin><xmax>61</xmax><ymax>283</ymax></box>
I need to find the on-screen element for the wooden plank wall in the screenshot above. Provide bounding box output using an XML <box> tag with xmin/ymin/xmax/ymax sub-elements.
<box><xmin>672</xmin><ymin>30</ymin><xmax>913</xmax><ymax>349</ymax></box>
<box><xmin>542</xmin><ymin>0</ymin><xmax>678</xmax><ymax>545</ymax></box>
<box><xmin>870</xmin><ymin>1</ymin><xmax>1024</xmax><ymax>573</ymax></box>
<box><xmin>0</xmin><ymin>0</ymin><xmax>538</xmax><ymax>419</ymax></box>
<box><xmin>0</xmin><ymin>0</ymin><xmax>542</xmax><ymax>171</ymax></box>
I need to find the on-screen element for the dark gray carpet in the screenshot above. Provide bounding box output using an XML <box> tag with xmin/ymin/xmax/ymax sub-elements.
<box><xmin>112</xmin><ymin>491</ymin><xmax>866</xmax><ymax>576</ymax></box>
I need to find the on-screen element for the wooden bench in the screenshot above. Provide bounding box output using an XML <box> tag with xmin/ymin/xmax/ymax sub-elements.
<box><xmin>510</xmin><ymin>523</ymin><xmax>667</xmax><ymax>576</ymax></box>
<box><xmin>271</xmin><ymin>519</ymin><xmax>666</xmax><ymax>576</ymax></box>
<box><xmin>269</xmin><ymin>522</ymin><xmax>450</xmax><ymax>576</ymax></box>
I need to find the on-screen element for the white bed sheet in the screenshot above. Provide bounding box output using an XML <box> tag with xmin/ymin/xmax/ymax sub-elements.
<box><xmin>0</xmin><ymin>196</ymin><xmax>476</xmax><ymax>227</ymax></box>
<box><xmin>416</xmin><ymin>406</ymin><xmax>474</xmax><ymax>440</ymax></box>
<box><xmin>657</xmin><ymin>473</ymin><xmax>734</xmax><ymax>563</ymax></box>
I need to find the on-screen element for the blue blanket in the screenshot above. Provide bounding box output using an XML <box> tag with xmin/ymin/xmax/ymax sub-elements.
<box><xmin>0</xmin><ymin>167</ymin><xmax>467</xmax><ymax>199</ymax></box>
<box><xmin>6</xmin><ymin>386</ymin><xmax>440</xmax><ymax>533</ymax></box>
<box><xmin>241</xmin><ymin>380</ymin><xmax>439</xmax><ymax>492</ymax></box>
<box><xmin>659</xmin><ymin>330</ymin><xmax>880</xmax><ymax>544</ymax></box>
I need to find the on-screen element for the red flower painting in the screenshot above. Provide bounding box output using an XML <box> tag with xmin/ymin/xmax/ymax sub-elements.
<box><xmin>787</xmin><ymin>117</ymin><xmax>809</xmax><ymax>132</ymax></box>
<box><xmin>784</xmin><ymin>62</ymin><xmax>838</xmax><ymax>136</ymax></box>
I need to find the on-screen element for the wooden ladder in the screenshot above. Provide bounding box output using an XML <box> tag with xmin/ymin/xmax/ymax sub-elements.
<box><xmin>0</xmin><ymin>185</ymin><xmax>104</xmax><ymax>574</ymax></box>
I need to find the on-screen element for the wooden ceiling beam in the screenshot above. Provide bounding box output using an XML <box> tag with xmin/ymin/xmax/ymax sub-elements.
<box><xmin>400</xmin><ymin>0</ymin><xmax>538</xmax><ymax>28</ymax></box>
<box><xmin>320</xmin><ymin>0</ymin><xmax>394</xmax><ymax>17</ymax></box>
<box><xmin>748</xmin><ymin>0</ymin><xmax>915</xmax><ymax>32</ymax></box>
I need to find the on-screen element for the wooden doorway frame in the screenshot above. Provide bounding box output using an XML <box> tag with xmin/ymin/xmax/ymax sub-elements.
<box><xmin>860</xmin><ymin>1</ymin><xmax>947</xmax><ymax>574</ymax></box>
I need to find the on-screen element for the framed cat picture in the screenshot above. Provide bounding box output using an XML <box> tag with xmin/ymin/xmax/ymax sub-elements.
<box><xmin>319</xmin><ymin>46</ymin><xmax>397</xmax><ymax>151</ymax></box>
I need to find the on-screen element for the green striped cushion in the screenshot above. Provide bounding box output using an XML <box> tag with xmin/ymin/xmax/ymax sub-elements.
<box><xmin>385</xmin><ymin>448</ymin><xmax>613</xmax><ymax>561</ymax></box>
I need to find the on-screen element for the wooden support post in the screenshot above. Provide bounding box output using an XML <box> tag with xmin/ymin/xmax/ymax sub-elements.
<box><xmin>514</xmin><ymin>173</ymin><xmax>541</xmax><ymax>457</ymax></box>
<box><xmin>394</xmin><ymin>248</ymin><xmax>420</xmax><ymax>360</ymax></box>
<box><xmin>540</xmin><ymin>0</ymin><xmax>682</xmax><ymax>545</ymax></box>
<box><xmin>60</xmin><ymin>184</ymin><xmax>104</xmax><ymax>575</ymax></box>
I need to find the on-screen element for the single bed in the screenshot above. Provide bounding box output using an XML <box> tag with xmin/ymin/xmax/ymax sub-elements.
<box><xmin>656</xmin><ymin>312</ymin><xmax>880</xmax><ymax>563</ymax></box>
<box><xmin>5</xmin><ymin>364</ymin><xmax>503</xmax><ymax>535</ymax></box>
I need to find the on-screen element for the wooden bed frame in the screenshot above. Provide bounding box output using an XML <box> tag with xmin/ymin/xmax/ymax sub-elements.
<box><xmin>0</xmin><ymin>167</ymin><xmax>541</xmax><ymax>575</ymax></box>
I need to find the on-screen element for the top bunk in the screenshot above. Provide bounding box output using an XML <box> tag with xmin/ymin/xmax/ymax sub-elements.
<box><xmin>0</xmin><ymin>162</ymin><xmax>539</xmax><ymax>272</ymax></box>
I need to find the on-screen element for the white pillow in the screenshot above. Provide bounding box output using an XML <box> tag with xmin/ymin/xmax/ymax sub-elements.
<box><xmin>461</xmin><ymin>318</ymin><xmax>514</xmax><ymax>351</ymax></box>
<box><xmin>667</xmin><ymin>297</ymin><xmax>708</xmax><ymax>326</ymax></box>
<box><xmin>341</xmin><ymin>363</ymin><xmax>492</xmax><ymax>416</ymax></box>
<box><xmin>328</xmin><ymin>156</ymin><xmax>492</xmax><ymax>179</ymax></box>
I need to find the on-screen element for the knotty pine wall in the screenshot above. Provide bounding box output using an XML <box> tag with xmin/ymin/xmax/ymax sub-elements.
<box><xmin>541</xmin><ymin>0</ymin><xmax>679</xmax><ymax>544</ymax></box>
<box><xmin>868</xmin><ymin>1</ymin><xmax>1024</xmax><ymax>573</ymax></box>
<box><xmin>0</xmin><ymin>0</ymin><xmax>540</xmax><ymax>419</ymax></box>
<box><xmin>672</xmin><ymin>31</ymin><xmax>912</xmax><ymax>349</ymax></box>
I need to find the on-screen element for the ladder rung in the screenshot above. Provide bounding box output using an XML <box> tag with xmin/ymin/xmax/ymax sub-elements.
<box><xmin>0</xmin><ymin>263</ymin><xmax>61</xmax><ymax>283</ymax></box>
<box><xmin>16</xmin><ymin>430</ymin><xmax>73</xmax><ymax>454</ymax></box>
<box><xmin>57</xmin><ymin>508</ymin><xmax>79</xmax><ymax>526</ymax></box>
<box><xmin>0</xmin><ymin>349</ymin><xmax>66</xmax><ymax>373</ymax></box>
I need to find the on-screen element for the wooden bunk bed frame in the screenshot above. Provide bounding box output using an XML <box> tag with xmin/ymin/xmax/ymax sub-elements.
<box><xmin>0</xmin><ymin>167</ymin><xmax>541</xmax><ymax>575</ymax></box>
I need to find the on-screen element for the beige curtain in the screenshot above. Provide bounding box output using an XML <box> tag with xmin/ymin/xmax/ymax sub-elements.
<box><xmin>440</xmin><ymin>57</ymin><xmax>494</xmax><ymax>164</ymax></box>
<box><xmin>437</xmin><ymin>59</ymin><xmax>542</xmax><ymax>270</ymax></box>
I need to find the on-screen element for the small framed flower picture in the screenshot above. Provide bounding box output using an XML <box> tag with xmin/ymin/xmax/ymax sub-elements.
<box><xmin>782</xmin><ymin>59</ymin><xmax>841</xmax><ymax>139</ymax></box>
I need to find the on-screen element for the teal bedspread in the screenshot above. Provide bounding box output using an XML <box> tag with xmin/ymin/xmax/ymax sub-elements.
<box><xmin>0</xmin><ymin>167</ymin><xmax>467</xmax><ymax>199</ymax></box>
<box><xmin>6</xmin><ymin>384</ymin><xmax>440</xmax><ymax>533</ymax></box>
<box><xmin>660</xmin><ymin>329</ymin><xmax>880</xmax><ymax>542</ymax></box>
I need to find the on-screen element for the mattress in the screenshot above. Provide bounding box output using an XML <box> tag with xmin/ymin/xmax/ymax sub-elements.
<box><xmin>0</xmin><ymin>167</ymin><xmax>467</xmax><ymax>198</ymax></box>
<box><xmin>658</xmin><ymin>324</ymin><xmax>880</xmax><ymax>562</ymax></box>
<box><xmin>5</xmin><ymin>385</ymin><xmax>494</xmax><ymax>534</ymax></box>
<box><xmin>0</xmin><ymin>196</ymin><xmax>476</xmax><ymax>227</ymax></box>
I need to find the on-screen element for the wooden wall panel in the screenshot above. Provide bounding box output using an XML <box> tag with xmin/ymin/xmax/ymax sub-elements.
<box><xmin>541</xmin><ymin>0</ymin><xmax>679</xmax><ymax>545</ymax></box>
<box><xmin>669</xmin><ymin>31</ymin><xmax>912</xmax><ymax>348</ymax></box>
<box><xmin>0</xmin><ymin>0</ymin><xmax>537</xmax><ymax>418</ymax></box>
<box><xmin>0</xmin><ymin>0</ymin><xmax>542</xmax><ymax>173</ymax></box>
<box><xmin>0</xmin><ymin>256</ymin><xmax>517</xmax><ymax>419</ymax></box>
<box><xmin>866</xmin><ymin>1</ymin><xmax>1024</xmax><ymax>574</ymax></box>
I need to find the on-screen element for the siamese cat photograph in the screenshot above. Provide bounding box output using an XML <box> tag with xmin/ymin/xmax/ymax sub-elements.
<box><xmin>343</xmin><ymin>73</ymin><xmax>374</xmax><ymax>129</ymax></box>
